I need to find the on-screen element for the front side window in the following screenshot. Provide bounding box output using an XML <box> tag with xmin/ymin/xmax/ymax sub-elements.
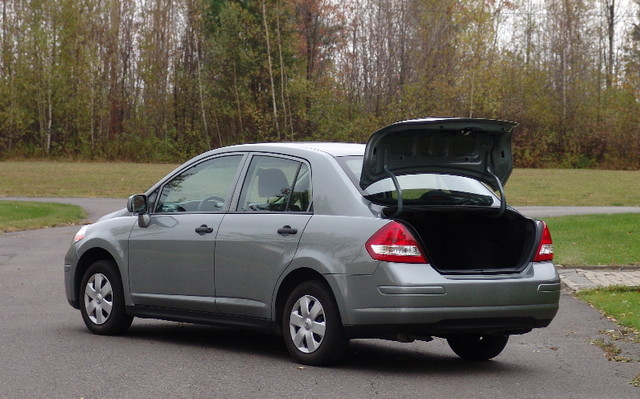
<box><xmin>155</xmin><ymin>155</ymin><xmax>243</xmax><ymax>213</ymax></box>
<box><xmin>238</xmin><ymin>156</ymin><xmax>311</xmax><ymax>212</ymax></box>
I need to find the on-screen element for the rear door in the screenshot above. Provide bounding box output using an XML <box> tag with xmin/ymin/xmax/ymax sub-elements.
<box><xmin>214</xmin><ymin>154</ymin><xmax>312</xmax><ymax>319</ymax></box>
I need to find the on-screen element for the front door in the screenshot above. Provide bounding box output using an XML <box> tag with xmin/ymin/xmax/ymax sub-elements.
<box><xmin>128</xmin><ymin>154</ymin><xmax>244</xmax><ymax>311</ymax></box>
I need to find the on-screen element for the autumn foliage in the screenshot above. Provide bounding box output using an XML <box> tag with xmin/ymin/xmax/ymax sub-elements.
<box><xmin>1</xmin><ymin>0</ymin><xmax>639</xmax><ymax>168</ymax></box>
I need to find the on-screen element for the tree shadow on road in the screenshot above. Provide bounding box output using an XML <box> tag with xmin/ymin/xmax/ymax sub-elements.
<box><xmin>124</xmin><ymin>320</ymin><xmax>289</xmax><ymax>360</ymax></box>
<box><xmin>342</xmin><ymin>339</ymin><xmax>524</xmax><ymax>375</ymax></box>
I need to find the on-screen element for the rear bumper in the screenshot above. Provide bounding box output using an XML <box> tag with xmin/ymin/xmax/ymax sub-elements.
<box><xmin>336</xmin><ymin>261</ymin><xmax>560</xmax><ymax>337</ymax></box>
<box><xmin>343</xmin><ymin>305</ymin><xmax>557</xmax><ymax>338</ymax></box>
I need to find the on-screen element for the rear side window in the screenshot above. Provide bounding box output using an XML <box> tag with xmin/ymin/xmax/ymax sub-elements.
<box><xmin>238</xmin><ymin>155</ymin><xmax>312</xmax><ymax>212</ymax></box>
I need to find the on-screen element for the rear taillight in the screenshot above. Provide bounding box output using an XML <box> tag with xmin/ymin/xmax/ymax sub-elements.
<box><xmin>533</xmin><ymin>221</ymin><xmax>554</xmax><ymax>262</ymax></box>
<box><xmin>365</xmin><ymin>221</ymin><xmax>427</xmax><ymax>263</ymax></box>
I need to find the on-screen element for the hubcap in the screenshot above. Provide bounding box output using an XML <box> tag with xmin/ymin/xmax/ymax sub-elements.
<box><xmin>84</xmin><ymin>273</ymin><xmax>113</xmax><ymax>325</ymax></box>
<box><xmin>289</xmin><ymin>295</ymin><xmax>326</xmax><ymax>353</ymax></box>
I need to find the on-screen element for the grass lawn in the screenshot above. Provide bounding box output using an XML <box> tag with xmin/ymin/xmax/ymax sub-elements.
<box><xmin>545</xmin><ymin>213</ymin><xmax>640</xmax><ymax>266</ymax></box>
<box><xmin>0</xmin><ymin>200</ymin><xmax>86</xmax><ymax>232</ymax></box>
<box><xmin>1</xmin><ymin>163</ymin><xmax>640</xmax><ymax>206</ymax></box>
<box><xmin>0</xmin><ymin>161</ymin><xmax>178</xmax><ymax>198</ymax></box>
<box><xmin>577</xmin><ymin>286</ymin><xmax>640</xmax><ymax>331</ymax></box>
<box><xmin>506</xmin><ymin>169</ymin><xmax>640</xmax><ymax>206</ymax></box>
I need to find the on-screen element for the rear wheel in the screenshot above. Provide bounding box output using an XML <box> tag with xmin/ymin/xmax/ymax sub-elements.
<box><xmin>282</xmin><ymin>280</ymin><xmax>348</xmax><ymax>366</ymax></box>
<box><xmin>447</xmin><ymin>334</ymin><xmax>509</xmax><ymax>360</ymax></box>
<box><xmin>79</xmin><ymin>260</ymin><xmax>133</xmax><ymax>335</ymax></box>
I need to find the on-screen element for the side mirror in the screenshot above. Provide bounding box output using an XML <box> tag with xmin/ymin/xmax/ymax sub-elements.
<box><xmin>127</xmin><ymin>194</ymin><xmax>148</xmax><ymax>214</ymax></box>
<box><xmin>127</xmin><ymin>194</ymin><xmax>151</xmax><ymax>228</ymax></box>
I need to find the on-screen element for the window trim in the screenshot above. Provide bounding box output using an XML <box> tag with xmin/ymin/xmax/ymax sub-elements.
<box><xmin>151</xmin><ymin>153</ymin><xmax>247</xmax><ymax>215</ymax></box>
<box><xmin>232</xmin><ymin>153</ymin><xmax>314</xmax><ymax>214</ymax></box>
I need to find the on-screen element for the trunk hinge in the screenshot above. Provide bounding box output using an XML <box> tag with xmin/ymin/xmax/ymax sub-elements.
<box><xmin>488</xmin><ymin>169</ymin><xmax>506</xmax><ymax>218</ymax></box>
<box><xmin>384</xmin><ymin>164</ymin><xmax>403</xmax><ymax>218</ymax></box>
<box><xmin>486</xmin><ymin>135</ymin><xmax>506</xmax><ymax>217</ymax></box>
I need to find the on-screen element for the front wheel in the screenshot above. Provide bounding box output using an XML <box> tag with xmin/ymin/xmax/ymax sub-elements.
<box><xmin>447</xmin><ymin>334</ymin><xmax>509</xmax><ymax>360</ymax></box>
<box><xmin>282</xmin><ymin>280</ymin><xmax>348</xmax><ymax>366</ymax></box>
<box><xmin>79</xmin><ymin>260</ymin><xmax>133</xmax><ymax>335</ymax></box>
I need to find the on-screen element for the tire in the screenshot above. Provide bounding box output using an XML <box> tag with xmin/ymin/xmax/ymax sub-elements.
<box><xmin>447</xmin><ymin>334</ymin><xmax>509</xmax><ymax>361</ymax></box>
<box><xmin>79</xmin><ymin>260</ymin><xmax>133</xmax><ymax>335</ymax></box>
<box><xmin>282</xmin><ymin>280</ymin><xmax>348</xmax><ymax>366</ymax></box>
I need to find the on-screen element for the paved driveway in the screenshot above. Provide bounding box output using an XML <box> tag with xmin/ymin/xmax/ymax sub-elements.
<box><xmin>518</xmin><ymin>206</ymin><xmax>640</xmax><ymax>218</ymax></box>
<box><xmin>0</xmin><ymin>198</ymin><xmax>639</xmax><ymax>398</ymax></box>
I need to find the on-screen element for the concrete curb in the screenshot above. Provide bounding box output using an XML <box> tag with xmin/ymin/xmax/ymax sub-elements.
<box><xmin>559</xmin><ymin>268</ymin><xmax>640</xmax><ymax>292</ymax></box>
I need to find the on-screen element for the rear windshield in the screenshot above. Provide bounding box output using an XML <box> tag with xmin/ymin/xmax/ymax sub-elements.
<box><xmin>338</xmin><ymin>156</ymin><xmax>499</xmax><ymax>207</ymax></box>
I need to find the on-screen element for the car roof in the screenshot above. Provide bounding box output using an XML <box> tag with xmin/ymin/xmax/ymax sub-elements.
<box><xmin>217</xmin><ymin>142</ymin><xmax>365</xmax><ymax>157</ymax></box>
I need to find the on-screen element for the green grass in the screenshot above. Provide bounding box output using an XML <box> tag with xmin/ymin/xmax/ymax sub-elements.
<box><xmin>506</xmin><ymin>169</ymin><xmax>640</xmax><ymax>206</ymax></box>
<box><xmin>545</xmin><ymin>213</ymin><xmax>640</xmax><ymax>266</ymax></box>
<box><xmin>1</xmin><ymin>163</ymin><xmax>640</xmax><ymax>205</ymax></box>
<box><xmin>577</xmin><ymin>286</ymin><xmax>640</xmax><ymax>331</ymax></box>
<box><xmin>0</xmin><ymin>201</ymin><xmax>86</xmax><ymax>232</ymax></box>
<box><xmin>0</xmin><ymin>161</ymin><xmax>178</xmax><ymax>198</ymax></box>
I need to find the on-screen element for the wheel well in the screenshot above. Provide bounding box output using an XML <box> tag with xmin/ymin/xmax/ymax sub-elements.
<box><xmin>275</xmin><ymin>268</ymin><xmax>331</xmax><ymax>327</ymax></box>
<box><xmin>74</xmin><ymin>248</ymin><xmax>118</xmax><ymax>302</ymax></box>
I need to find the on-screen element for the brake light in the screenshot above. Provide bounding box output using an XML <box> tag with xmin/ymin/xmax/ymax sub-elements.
<box><xmin>365</xmin><ymin>221</ymin><xmax>427</xmax><ymax>263</ymax></box>
<box><xmin>533</xmin><ymin>221</ymin><xmax>554</xmax><ymax>262</ymax></box>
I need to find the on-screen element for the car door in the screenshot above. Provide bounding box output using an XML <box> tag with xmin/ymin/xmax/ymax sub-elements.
<box><xmin>128</xmin><ymin>154</ymin><xmax>244</xmax><ymax>312</ymax></box>
<box><xmin>214</xmin><ymin>154</ymin><xmax>312</xmax><ymax>319</ymax></box>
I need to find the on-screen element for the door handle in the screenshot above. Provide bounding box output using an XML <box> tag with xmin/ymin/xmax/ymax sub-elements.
<box><xmin>195</xmin><ymin>224</ymin><xmax>214</xmax><ymax>234</ymax></box>
<box><xmin>277</xmin><ymin>225</ymin><xmax>298</xmax><ymax>235</ymax></box>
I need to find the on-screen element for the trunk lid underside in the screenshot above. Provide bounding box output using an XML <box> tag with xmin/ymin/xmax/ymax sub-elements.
<box><xmin>360</xmin><ymin>118</ymin><xmax>517</xmax><ymax>193</ymax></box>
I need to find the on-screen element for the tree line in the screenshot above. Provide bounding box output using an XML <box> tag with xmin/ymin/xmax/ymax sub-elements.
<box><xmin>1</xmin><ymin>0</ymin><xmax>640</xmax><ymax>168</ymax></box>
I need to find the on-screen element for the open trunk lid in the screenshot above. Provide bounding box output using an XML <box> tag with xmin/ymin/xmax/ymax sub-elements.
<box><xmin>360</xmin><ymin>118</ymin><xmax>517</xmax><ymax>193</ymax></box>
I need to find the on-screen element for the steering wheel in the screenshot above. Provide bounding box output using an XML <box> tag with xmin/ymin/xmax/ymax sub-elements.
<box><xmin>198</xmin><ymin>195</ymin><xmax>226</xmax><ymax>211</ymax></box>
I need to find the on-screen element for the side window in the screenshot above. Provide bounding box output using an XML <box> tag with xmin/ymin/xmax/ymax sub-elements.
<box><xmin>155</xmin><ymin>155</ymin><xmax>242</xmax><ymax>213</ymax></box>
<box><xmin>290</xmin><ymin>164</ymin><xmax>311</xmax><ymax>212</ymax></box>
<box><xmin>238</xmin><ymin>156</ymin><xmax>312</xmax><ymax>213</ymax></box>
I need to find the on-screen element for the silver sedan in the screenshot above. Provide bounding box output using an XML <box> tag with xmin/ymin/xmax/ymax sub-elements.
<box><xmin>64</xmin><ymin>118</ymin><xmax>560</xmax><ymax>366</ymax></box>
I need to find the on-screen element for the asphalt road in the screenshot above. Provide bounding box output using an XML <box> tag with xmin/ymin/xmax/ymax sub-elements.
<box><xmin>0</xmin><ymin>199</ymin><xmax>639</xmax><ymax>398</ymax></box>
